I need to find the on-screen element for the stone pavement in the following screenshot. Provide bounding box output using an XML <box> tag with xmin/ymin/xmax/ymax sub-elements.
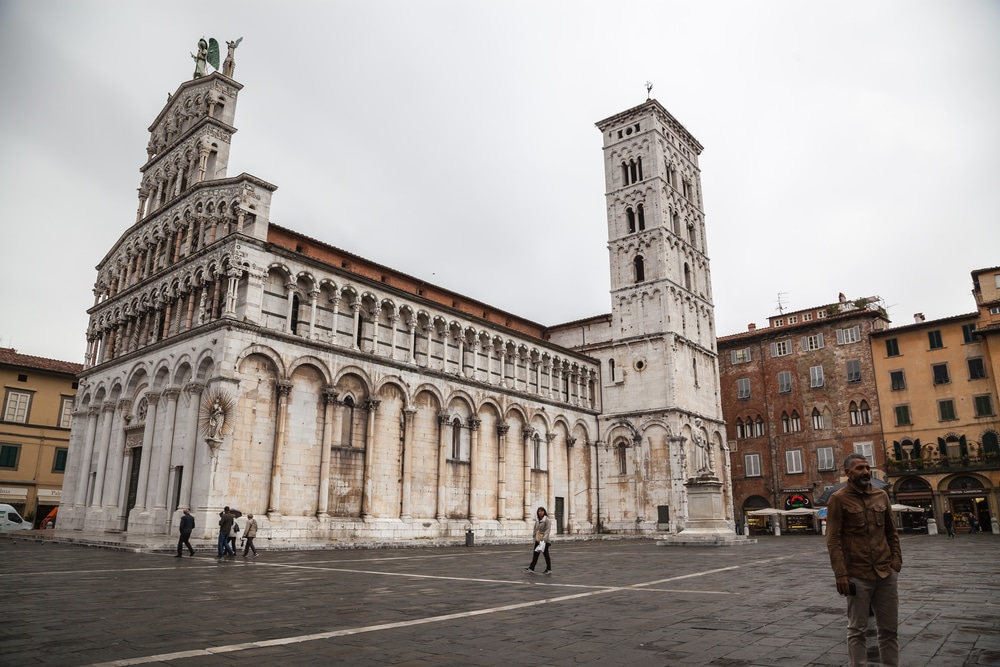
<box><xmin>1</xmin><ymin>532</ymin><xmax>997</xmax><ymax>667</ymax></box>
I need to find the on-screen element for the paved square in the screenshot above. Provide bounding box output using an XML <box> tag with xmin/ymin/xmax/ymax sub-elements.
<box><xmin>1</xmin><ymin>534</ymin><xmax>997</xmax><ymax>666</ymax></box>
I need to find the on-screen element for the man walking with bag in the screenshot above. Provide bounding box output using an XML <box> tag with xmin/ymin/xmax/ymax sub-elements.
<box><xmin>826</xmin><ymin>453</ymin><xmax>902</xmax><ymax>667</ymax></box>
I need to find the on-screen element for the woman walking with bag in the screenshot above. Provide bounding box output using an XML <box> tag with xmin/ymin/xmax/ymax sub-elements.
<box><xmin>525</xmin><ymin>507</ymin><xmax>552</xmax><ymax>575</ymax></box>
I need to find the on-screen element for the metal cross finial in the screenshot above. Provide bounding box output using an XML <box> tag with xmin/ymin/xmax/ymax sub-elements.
<box><xmin>645</xmin><ymin>81</ymin><xmax>653</xmax><ymax>100</ymax></box>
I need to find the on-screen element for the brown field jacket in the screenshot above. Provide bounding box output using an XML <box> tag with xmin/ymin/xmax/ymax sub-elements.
<box><xmin>825</xmin><ymin>481</ymin><xmax>901</xmax><ymax>580</ymax></box>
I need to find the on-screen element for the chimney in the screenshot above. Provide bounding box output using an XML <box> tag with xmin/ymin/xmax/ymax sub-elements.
<box><xmin>914</xmin><ymin>313</ymin><xmax>925</xmax><ymax>323</ymax></box>
<box><xmin>748</xmin><ymin>323</ymin><xmax>756</xmax><ymax>331</ymax></box>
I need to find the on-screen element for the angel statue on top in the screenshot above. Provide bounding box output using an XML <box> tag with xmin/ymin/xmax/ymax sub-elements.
<box><xmin>191</xmin><ymin>37</ymin><xmax>221</xmax><ymax>79</ymax></box>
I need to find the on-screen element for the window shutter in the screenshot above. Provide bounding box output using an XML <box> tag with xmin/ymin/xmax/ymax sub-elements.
<box><xmin>730</xmin><ymin>350</ymin><xmax>737</xmax><ymax>364</ymax></box>
<box><xmin>852</xmin><ymin>326</ymin><xmax>860</xmax><ymax>341</ymax></box>
<box><xmin>770</xmin><ymin>342</ymin><xmax>778</xmax><ymax>357</ymax></box>
<box><xmin>801</xmin><ymin>336</ymin><xmax>809</xmax><ymax>351</ymax></box>
<box><xmin>817</xmin><ymin>333</ymin><xmax>824</xmax><ymax>348</ymax></box>
<box><xmin>836</xmin><ymin>329</ymin><xmax>845</xmax><ymax>345</ymax></box>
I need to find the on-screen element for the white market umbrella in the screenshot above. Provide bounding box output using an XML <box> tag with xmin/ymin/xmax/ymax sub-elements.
<box><xmin>747</xmin><ymin>508</ymin><xmax>784</xmax><ymax>516</ymax></box>
<box><xmin>891</xmin><ymin>504</ymin><xmax>925</xmax><ymax>512</ymax></box>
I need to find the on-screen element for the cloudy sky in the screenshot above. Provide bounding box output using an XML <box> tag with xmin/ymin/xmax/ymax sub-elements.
<box><xmin>1</xmin><ymin>1</ymin><xmax>998</xmax><ymax>364</ymax></box>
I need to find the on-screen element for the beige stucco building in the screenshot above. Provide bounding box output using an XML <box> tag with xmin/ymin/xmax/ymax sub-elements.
<box><xmin>58</xmin><ymin>50</ymin><xmax>729</xmax><ymax>544</ymax></box>
<box><xmin>0</xmin><ymin>348</ymin><xmax>82</xmax><ymax>525</ymax></box>
<box><xmin>870</xmin><ymin>267</ymin><xmax>1000</xmax><ymax>532</ymax></box>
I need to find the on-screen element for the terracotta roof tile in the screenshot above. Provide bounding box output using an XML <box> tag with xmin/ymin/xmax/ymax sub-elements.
<box><xmin>0</xmin><ymin>348</ymin><xmax>83</xmax><ymax>376</ymax></box>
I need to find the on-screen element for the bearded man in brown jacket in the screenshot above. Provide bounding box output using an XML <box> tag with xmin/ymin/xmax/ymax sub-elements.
<box><xmin>826</xmin><ymin>453</ymin><xmax>902</xmax><ymax>667</ymax></box>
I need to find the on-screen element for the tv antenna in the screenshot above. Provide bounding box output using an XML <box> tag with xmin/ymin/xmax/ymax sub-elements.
<box><xmin>776</xmin><ymin>292</ymin><xmax>788</xmax><ymax>315</ymax></box>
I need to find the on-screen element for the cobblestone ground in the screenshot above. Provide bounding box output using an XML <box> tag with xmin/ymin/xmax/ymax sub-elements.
<box><xmin>1</xmin><ymin>533</ymin><xmax>997</xmax><ymax>666</ymax></box>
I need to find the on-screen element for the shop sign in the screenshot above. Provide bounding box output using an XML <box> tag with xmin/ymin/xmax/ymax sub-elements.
<box><xmin>946</xmin><ymin>489</ymin><xmax>987</xmax><ymax>497</ymax></box>
<box><xmin>785</xmin><ymin>494</ymin><xmax>812</xmax><ymax>509</ymax></box>
<box><xmin>782</xmin><ymin>488</ymin><xmax>811</xmax><ymax>493</ymax></box>
<box><xmin>36</xmin><ymin>489</ymin><xmax>62</xmax><ymax>499</ymax></box>
<box><xmin>0</xmin><ymin>487</ymin><xmax>28</xmax><ymax>498</ymax></box>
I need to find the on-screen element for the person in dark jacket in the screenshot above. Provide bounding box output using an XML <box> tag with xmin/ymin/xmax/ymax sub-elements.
<box><xmin>176</xmin><ymin>509</ymin><xmax>195</xmax><ymax>557</ymax></box>
<box><xmin>942</xmin><ymin>510</ymin><xmax>954</xmax><ymax>538</ymax></box>
<box><xmin>217</xmin><ymin>506</ymin><xmax>236</xmax><ymax>558</ymax></box>
<box><xmin>826</xmin><ymin>454</ymin><xmax>902</xmax><ymax>667</ymax></box>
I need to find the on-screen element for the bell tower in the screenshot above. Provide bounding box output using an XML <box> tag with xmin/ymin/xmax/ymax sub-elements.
<box><xmin>596</xmin><ymin>98</ymin><xmax>711</xmax><ymax>339</ymax></box>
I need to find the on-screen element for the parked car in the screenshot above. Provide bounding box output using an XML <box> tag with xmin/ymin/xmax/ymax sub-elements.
<box><xmin>0</xmin><ymin>504</ymin><xmax>34</xmax><ymax>531</ymax></box>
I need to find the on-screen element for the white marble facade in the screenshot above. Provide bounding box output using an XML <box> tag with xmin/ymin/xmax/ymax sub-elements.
<box><xmin>58</xmin><ymin>63</ymin><xmax>731</xmax><ymax>544</ymax></box>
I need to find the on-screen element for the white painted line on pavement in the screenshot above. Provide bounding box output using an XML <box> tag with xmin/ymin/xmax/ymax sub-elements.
<box><xmin>85</xmin><ymin>564</ymin><xmax>743</xmax><ymax>667</ymax></box>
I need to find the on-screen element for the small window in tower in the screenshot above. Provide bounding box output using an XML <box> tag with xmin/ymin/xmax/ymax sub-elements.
<box><xmin>684</xmin><ymin>263</ymin><xmax>692</xmax><ymax>290</ymax></box>
<box><xmin>621</xmin><ymin>162</ymin><xmax>629</xmax><ymax>185</ymax></box>
<box><xmin>290</xmin><ymin>294</ymin><xmax>300</xmax><ymax>335</ymax></box>
<box><xmin>634</xmin><ymin>256</ymin><xmax>645</xmax><ymax>283</ymax></box>
<box><xmin>637</xmin><ymin>204</ymin><xmax>645</xmax><ymax>231</ymax></box>
<box><xmin>626</xmin><ymin>207</ymin><xmax>636</xmax><ymax>234</ymax></box>
<box><xmin>637</xmin><ymin>156</ymin><xmax>643</xmax><ymax>181</ymax></box>
<box><xmin>629</xmin><ymin>160</ymin><xmax>638</xmax><ymax>184</ymax></box>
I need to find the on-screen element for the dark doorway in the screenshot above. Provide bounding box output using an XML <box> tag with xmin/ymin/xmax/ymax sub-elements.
<box><xmin>554</xmin><ymin>497</ymin><xmax>564</xmax><ymax>534</ymax></box>
<box><xmin>125</xmin><ymin>448</ymin><xmax>142</xmax><ymax>530</ymax></box>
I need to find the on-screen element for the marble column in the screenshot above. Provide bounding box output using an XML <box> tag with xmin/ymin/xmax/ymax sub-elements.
<box><xmin>132</xmin><ymin>392</ymin><xmax>160</xmax><ymax>514</ymax></box>
<box><xmin>436</xmin><ymin>410</ymin><xmax>449</xmax><ymax>521</ymax></box>
<box><xmin>361</xmin><ymin>398</ymin><xmax>381</xmax><ymax>518</ymax></box>
<box><xmin>267</xmin><ymin>382</ymin><xmax>292</xmax><ymax>516</ymax></box>
<box><xmin>74</xmin><ymin>407</ymin><xmax>101</xmax><ymax>509</ymax></box>
<box><xmin>317</xmin><ymin>389</ymin><xmax>338</xmax><ymax>516</ymax></box>
<box><xmin>496</xmin><ymin>424</ymin><xmax>509</xmax><ymax>521</ymax></box>
<box><xmin>400</xmin><ymin>407</ymin><xmax>416</xmax><ymax>519</ymax></box>
<box><xmin>468</xmin><ymin>417</ymin><xmax>481</xmax><ymax>521</ymax></box>
<box><xmin>89</xmin><ymin>401</ymin><xmax>118</xmax><ymax>509</ymax></box>
<box><xmin>178</xmin><ymin>383</ymin><xmax>203</xmax><ymax>511</ymax></box>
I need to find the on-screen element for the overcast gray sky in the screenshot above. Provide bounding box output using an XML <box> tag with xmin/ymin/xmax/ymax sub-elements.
<box><xmin>1</xmin><ymin>1</ymin><xmax>998</xmax><ymax>364</ymax></box>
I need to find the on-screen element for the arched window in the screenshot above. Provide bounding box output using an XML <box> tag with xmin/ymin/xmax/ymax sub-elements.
<box><xmin>637</xmin><ymin>156</ymin><xmax>643</xmax><ymax>181</ymax></box>
<box><xmin>616</xmin><ymin>441</ymin><xmax>628</xmax><ymax>475</ymax></box>
<box><xmin>451</xmin><ymin>417</ymin><xmax>463</xmax><ymax>460</ymax></box>
<box><xmin>790</xmin><ymin>411</ymin><xmax>801</xmax><ymax>432</ymax></box>
<box><xmin>637</xmin><ymin>203</ymin><xmax>645</xmax><ymax>231</ymax></box>
<box><xmin>859</xmin><ymin>400</ymin><xmax>872</xmax><ymax>424</ymax></box>
<box><xmin>781</xmin><ymin>411</ymin><xmax>791</xmax><ymax>433</ymax></box>
<box><xmin>533</xmin><ymin>433</ymin><xmax>542</xmax><ymax>469</ymax></box>
<box><xmin>672</xmin><ymin>212</ymin><xmax>681</xmax><ymax>235</ymax></box>
<box><xmin>341</xmin><ymin>395</ymin><xmax>356</xmax><ymax>447</ymax></box>
<box><xmin>688</xmin><ymin>224</ymin><xmax>697</xmax><ymax>249</ymax></box>
<box><xmin>634</xmin><ymin>256</ymin><xmax>645</xmax><ymax>283</ymax></box>
<box><xmin>812</xmin><ymin>408</ymin><xmax>823</xmax><ymax>430</ymax></box>
<box><xmin>626</xmin><ymin>207</ymin><xmax>636</xmax><ymax>233</ymax></box>
<box><xmin>735</xmin><ymin>418</ymin><xmax>745</xmax><ymax>439</ymax></box>
<box><xmin>608</xmin><ymin>358</ymin><xmax>616</xmax><ymax>379</ymax></box>
<box><xmin>755</xmin><ymin>416</ymin><xmax>765</xmax><ymax>437</ymax></box>
<box><xmin>621</xmin><ymin>162</ymin><xmax>629</xmax><ymax>185</ymax></box>
<box><xmin>849</xmin><ymin>401</ymin><xmax>860</xmax><ymax>425</ymax></box>
<box><xmin>290</xmin><ymin>294</ymin><xmax>300</xmax><ymax>335</ymax></box>
<box><xmin>629</xmin><ymin>159</ymin><xmax>638</xmax><ymax>184</ymax></box>
<box><xmin>684</xmin><ymin>263</ymin><xmax>691</xmax><ymax>290</ymax></box>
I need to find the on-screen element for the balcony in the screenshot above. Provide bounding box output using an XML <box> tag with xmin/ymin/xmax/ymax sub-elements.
<box><xmin>886</xmin><ymin>454</ymin><xmax>1000</xmax><ymax>475</ymax></box>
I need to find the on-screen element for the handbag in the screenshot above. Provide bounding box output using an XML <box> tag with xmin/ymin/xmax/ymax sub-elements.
<box><xmin>535</xmin><ymin>540</ymin><xmax>545</xmax><ymax>552</ymax></box>
<box><xmin>232</xmin><ymin>521</ymin><xmax>240</xmax><ymax>534</ymax></box>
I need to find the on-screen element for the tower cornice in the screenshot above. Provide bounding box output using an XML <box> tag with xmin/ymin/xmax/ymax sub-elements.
<box><xmin>595</xmin><ymin>98</ymin><xmax>703</xmax><ymax>154</ymax></box>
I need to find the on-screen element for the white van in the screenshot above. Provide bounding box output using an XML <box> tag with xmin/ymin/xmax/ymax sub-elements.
<box><xmin>0</xmin><ymin>504</ymin><xmax>33</xmax><ymax>531</ymax></box>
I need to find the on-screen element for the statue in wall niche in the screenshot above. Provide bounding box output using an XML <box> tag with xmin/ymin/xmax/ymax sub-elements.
<box><xmin>692</xmin><ymin>418</ymin><xmax>713</xmax><ymax>476</ymax></box>
<box><xmin>199</xmin><ymin>389</ymin><xmax>235</xmax><ymax>455</ymax></box>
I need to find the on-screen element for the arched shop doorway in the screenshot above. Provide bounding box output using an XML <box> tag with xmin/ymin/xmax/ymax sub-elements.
<box><xmin>742</xmin><ymin>495</ymin><xmax>771</xmax><ymax>535</ymax></box>
<box><xmin>944</xmin><ymin>475</ymin><xmax>992</xmax><ymax>533</ymax></box>
<box><xmin>894</xmin><ymin>477</ymin><xmax>931</xmax><ymax>533</ymax></box>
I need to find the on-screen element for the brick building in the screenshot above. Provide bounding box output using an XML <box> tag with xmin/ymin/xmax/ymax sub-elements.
<box><xmin>718</xmin><ymin>295</ymin><xmax>889</xmax><ymax>532</ymax></box>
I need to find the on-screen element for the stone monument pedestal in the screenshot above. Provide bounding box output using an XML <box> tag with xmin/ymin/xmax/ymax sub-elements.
<box><xmin>658</xmin><ymin>476</ymin><xmax>754</xmax><ymax>547</ymax></box>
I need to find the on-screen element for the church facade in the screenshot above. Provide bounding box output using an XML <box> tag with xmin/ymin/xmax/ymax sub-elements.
<box><xmin>58</xmin><ymin>51</ymin><xmax>730</xmax><ymax>544</ymax></box>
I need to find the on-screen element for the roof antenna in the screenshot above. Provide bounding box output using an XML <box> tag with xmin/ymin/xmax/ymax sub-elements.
<box><xmin>776</xmin><ymin>292</ymin><xmax>788</xmax><ymax>315</ymax></box>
